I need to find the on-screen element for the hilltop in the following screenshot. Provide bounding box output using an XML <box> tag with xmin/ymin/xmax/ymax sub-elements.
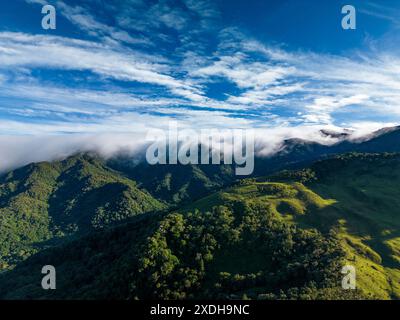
<box><xmin>0</xmin><ymin>153</ymin><xmax>399</xmax><ymax>299</ymax></box>
<box><xmin>0</xmin><ymin>154</ymin><xmax>164</xmax><ymax>269</ymax></box>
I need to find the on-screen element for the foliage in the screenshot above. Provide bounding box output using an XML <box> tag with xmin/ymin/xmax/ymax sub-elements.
<box><xmin>1</xmin><ymin>152</ymin><xmax>400</xmax><ymax>300</ymax></box>
<box><xmin>0</xmin><ymin>154</ymin><xmax>164</xmax><ymax>268</ymax></box>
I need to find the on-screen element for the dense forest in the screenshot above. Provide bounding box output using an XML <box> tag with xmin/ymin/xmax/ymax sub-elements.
<box><xmin>0</xmin><ymin>152</ymin><xmax>399</xmax><ymax>299</ymax></box>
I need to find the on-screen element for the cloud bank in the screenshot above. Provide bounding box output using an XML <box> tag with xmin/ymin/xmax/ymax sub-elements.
<box><xmin>0</xmin><ymin>123</ymin><xmax>391</xmax><ymax>173</ymax></box>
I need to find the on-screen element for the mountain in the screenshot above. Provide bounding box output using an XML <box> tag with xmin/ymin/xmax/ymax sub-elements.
<box><xmin>253</xmin><ymin>125</ymin><xmax>400</xmax><ymax>176</ymax></box>
<box><xmin>109</xmin><ymin>160</ymin><xmax>235</xmax><ymax>205</ymax></box>
<box><xmin>0</xmin><ymin>154</ymin><xmax>164</xmax><ymax>269</ymax></box>
<box><xmin>319</xmin><ymin>128</ymin><xmax>352</xmax><ymax>140</ymax></box>
<box><xmin>104</xmin><ymin>126</ymin><xmax>400</xmax><ymax>198</ymax></box>
<box><xmin>103</xmin><ymin>125</ymin><xmax>400</xmax><ymax>204</ymax></box>
<box><xmin>1</xmin><ymin>153</ymin><xmax>399</xmax><ymax>299</ymax></box>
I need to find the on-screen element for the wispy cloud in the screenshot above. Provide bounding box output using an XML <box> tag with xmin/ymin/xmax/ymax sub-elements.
<box><xmin>2</xmin><ymin>29</ymin><xmax>400</xmax><ymax>131</ymax></box>
<box><xmin>0</xmin><ymin>0</ymin><xmax>399</xmax><ymax>170</ymax></box>
<box><xmin>26</xmin><ymin>0</ymin><xmax>151</xmax><ymax>45</ymax></box>
<box><xmin>359</xmin><ymin>2</ymin><xmax>400</xmax><ymax>26</ymax></box>
<box><xmin>0</xmin><ymin>32</ymin><xmax>205</xmax><ymax>102</ymax></box>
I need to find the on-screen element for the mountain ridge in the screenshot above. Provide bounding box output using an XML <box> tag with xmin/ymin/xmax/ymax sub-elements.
<box><xmin>1</xmin><ymin>152</ymin><xmax>399</xmax><ymax>299</ymax></box>
<box><xmin>0</xmin><ymin>154</ymin><xmax>164</xmax><ymax>269</ymax></box>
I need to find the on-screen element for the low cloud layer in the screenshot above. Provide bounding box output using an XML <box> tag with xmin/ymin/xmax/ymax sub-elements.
<box><xmin>0</xmin><ymin>123</ymin><xmax>390</xmax><ymax>173</ymax></box>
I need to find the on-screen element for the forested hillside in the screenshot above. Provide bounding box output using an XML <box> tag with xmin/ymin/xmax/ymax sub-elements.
<box><xmin>1</xmin><ymin>153</ymin><xmax>399</xmax><ymax>299</ymax></box>
<box><xmin>110</xmin><ymin>160</ymin><xmax>235</xmax><ymax>205</ymax></box>
<box><xmin>0</xmin><ymin>154</ymin><xmax>164</xmax><ymax>269</ymax></box>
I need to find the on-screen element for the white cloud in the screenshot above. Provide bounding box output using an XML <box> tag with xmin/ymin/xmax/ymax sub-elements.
<box><xmin>0</xmin><ymin>121</ymin><xmax>391</xmax><ymax>173</ymax></box>
<box><xmin>0</xmin><ymin>32</ymin><xmax>204</xmax><ymax>102</ymax></box>
<box><xmin>359</xmin><ymin>2</ymin><xmax>400</xmax><ymax>25</ymax></box>
<box><xmin>0</xmin><ymin>134</ymin><xmax>147</xmax><ymax>173</ymax></box>
<box><xmin>25</xmin><ymin>0</ymin><xmax>151</xmax><ymax>45</ymax></box>
<box><xmin>2</xmin><ymin>28</ymin><xmax>400</xmax><ymax>127</ymax></box>
<box><xmin>309</xmin><ymin>95</ymin><xmax>370</xmax><ymax>112</ymax></box>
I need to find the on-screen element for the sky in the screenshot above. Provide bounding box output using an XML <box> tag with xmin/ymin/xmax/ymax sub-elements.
<box><xmin>1</xmin><ymin>0</ymin><xmax>400</xmax><ymax>169</ymax></box>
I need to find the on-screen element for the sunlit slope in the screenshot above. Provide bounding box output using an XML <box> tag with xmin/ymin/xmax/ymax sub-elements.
<box><xmin>0</xmin><ymin>184</ymin><xmax>357</xmax><ymax>300</ymax></box>
<box><xmin>0</xmin><ymin>153</ymin><xmax>399</xmax><ymax>300</ymax></box>
<box><xmin>183</xmin><ymin>153</ymin><xmax>400</xmax><ymax>299</ymax></box>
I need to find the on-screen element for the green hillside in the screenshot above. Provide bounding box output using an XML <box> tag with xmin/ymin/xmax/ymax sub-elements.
<box><xmin>0</xmin><ymin>191</ymin><xmax>357</xmax><ymax>300</ymax></box>
<box><xmin>110</xmin><ymin>160</ymin><xmax>235</xmax><ymax>205</ymax></box>
<box><xmin>1</xmin><ymin>153</ymin><xmax>399</xmax><ymax>299</ymax></box>
<box><xmin>0</xmin><ymin>154</ymin><xmax>165</xmax><ymax>270</ymax></box>
<box><xmin>183</xmin><ymin>153</ymin><xmax>400</xmax><ymax>299</ymax></box>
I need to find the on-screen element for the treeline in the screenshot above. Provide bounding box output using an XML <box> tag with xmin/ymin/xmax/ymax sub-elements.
<box><xmin>260</xmin><ymin>152</ymin><xmax>400</xmax><ymax>184</ymax></box>
<box><xmin>0</xmin><ymin>200</ymin><xmax>364</xmax><ymax>300</ymax></box>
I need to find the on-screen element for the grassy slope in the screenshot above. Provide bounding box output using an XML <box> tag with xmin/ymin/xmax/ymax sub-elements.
<box><xmin>182</xmin><ymin>154</ymin><xmax>400</xmax><ymax>299</ymax></box>
<box><xmin>0</xmin><ymin>188</ymin><xmax>351</xmax><ymax>300</ymax></box>
<box><xmin>308</xmin><ymin>154</ymin><xmax>400</xmax><ymax>299</ymax></box>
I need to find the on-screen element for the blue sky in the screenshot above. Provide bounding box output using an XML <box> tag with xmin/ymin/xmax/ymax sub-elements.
<box><xmin>1</xmin><ymin>0</ymin><xmax>400</xmax><ymax>139</ymax></box>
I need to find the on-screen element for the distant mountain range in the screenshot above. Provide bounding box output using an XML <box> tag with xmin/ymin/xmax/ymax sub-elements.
<box><xmin>252</xmin><ymin>125</ymin><xmax>400</xmax><ymax>175</ymax></box>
